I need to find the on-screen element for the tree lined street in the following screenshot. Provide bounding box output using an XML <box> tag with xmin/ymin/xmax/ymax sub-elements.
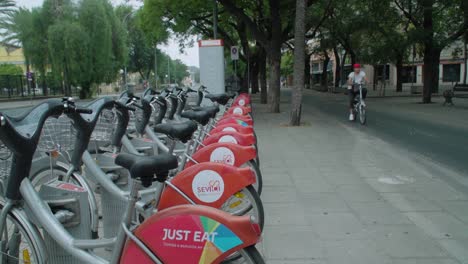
<box><xmin>0</xmin><ymin>0</ymin><xmax>468</xmax><ymax>262</ymax></box>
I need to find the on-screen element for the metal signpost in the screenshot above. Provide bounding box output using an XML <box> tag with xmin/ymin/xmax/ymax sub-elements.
<box><xmin>26</xmin><ymin>71</ymin><xmax>33</xmax><ymax>99</ymax></box>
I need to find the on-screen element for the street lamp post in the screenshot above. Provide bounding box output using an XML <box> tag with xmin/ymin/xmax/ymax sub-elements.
<box><xmin>122</xmin><ymin>10</ymin><xmax>136</xmax><ymax>92</ymax></box>
<box><xmin>154</xmin><ymin>46</ymin><xmax>158</xmax><ymax>89</ymax></box>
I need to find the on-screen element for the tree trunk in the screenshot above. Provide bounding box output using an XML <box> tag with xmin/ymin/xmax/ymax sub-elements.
<box><xmin>463</xmin><ymin>36</ymin><xmax>467</xmax><ymax>84</ymax></box>
<box><xmin>422</xmin><ymin>0</ymin><xmax>436</xmax><ymax>103</ymax></box>
<box><xmin>349</xmin><ymin>50</ymin><xmax>356</xmax><ymax>66</ymax></box>
<box><xmin>333</xmin><ymin>48</ymin><xmax>341</xmax><ymax>87</ymax></box>
<box><xmin>304</xmin><ymin>53</ymin><xmax>311</xmax><ymax>89</ymax></box>
<box><xmin>251</xmin><ymin>60</ymin><xmax>259</xmax><ymax>94</ymax></box>
<box><xmin>259</xmin><ymin>51</ymin><xmax>268</xmax><ymax>104</ymax></box>
<box><xmin>241</xmin><ymin>65</ymin><xmax>249</xmax><ymax>93</ymax></box>
<box><xmin>267</xmin><ymin>51</ymin><xmax>281</xmax><ymax>113</ymax></box>
<box><xmin>396</xmin><ymin>55</ymin><xmax>403</xmax><ymax>92</ymax></box>
<box><xmin>340</xmin><ymin>52</ymin><xmax>348</xmax><ymax>87</ymax></box>
<box><xmin>373</xmin><ymin>64</ymin><xmax>377</xmax><ymax>91</ymax></box>
<box><xmin>321</xmin><ymin>54</ymin><xmax>330</xmax><ymax>91</ymax></box>
<box><xmin>289</xmin><ymin>0</ymin><xmax>306</xmax><ymax>126</ymax></box>
<box><xmin>267</xmin><ymin>0</ymin><xmax>282</xmax><ymax>113</ymax></box>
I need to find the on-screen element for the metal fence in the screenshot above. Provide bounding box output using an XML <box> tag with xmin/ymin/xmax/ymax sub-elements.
<box><xmin>0</xmin><ymin>74</ymin><xmax>72</xmax><ymax>99</ymax></box>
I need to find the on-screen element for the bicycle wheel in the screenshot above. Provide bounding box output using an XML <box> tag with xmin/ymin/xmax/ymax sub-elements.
<box><xmin>0</xmin><ymin>205</ymin><xmax>45</xmax><ymax>263</ymax></box>
<box><xmin>359</xmin><ymin>105</ymin><xmax>366</xmax><ymax>125</ymax></box>
<box><xmin>221</xmin><ymin>246</ymin><xmax>265</xmax><ymax>264</ymax></box>
<box><xmin>240</xmin><ymin>160</ymin><xmax>263</xmax><ymax>196</ymax></box>
<box><xmin>221</xmin><ymin>185</ymin><xmax>264</xmax><ymax>231</ymax></box>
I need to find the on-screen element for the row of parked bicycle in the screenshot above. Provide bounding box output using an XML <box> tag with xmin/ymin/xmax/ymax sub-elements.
<box><xmin>0</xmin><ymin>85</ymin><xmax>265</xmax><ymax>263</ymax></box>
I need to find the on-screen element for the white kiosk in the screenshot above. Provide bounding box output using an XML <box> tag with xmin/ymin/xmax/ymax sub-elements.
<box><xmin>198</xmin><ymin>39</ymin><xmax>225</xmax><ymax>97</ymax></box>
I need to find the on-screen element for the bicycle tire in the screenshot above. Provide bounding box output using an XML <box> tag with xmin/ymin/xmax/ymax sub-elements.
<box><xmin>241</xmin><ymin>160</ymin><xmax>263</xmax><ymax>196</ymax></box>
<box><xmin>221</xmin><ymin>245</ymin><xmax>265</xmax><ymax>264</ymax></box>
<box><xmin>0</xmin><ymin>203</ymin><xmax>46</xmax><ymax>264</ymax></box>
<box><xmin>359</xmin><ymin>105</ymin><xmax>366</xmax><ymax>125</ymax></box>
<box><xmin>222</xmin><ymin>185</ymin><xmax>264</xmax><ymax>231</ymax></box>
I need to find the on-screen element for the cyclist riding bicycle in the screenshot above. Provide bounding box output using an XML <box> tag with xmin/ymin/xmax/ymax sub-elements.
<box><xmin>347</xmin><ymin>63</ymin><xmax>369</xmax><ymax>121</ymax></box>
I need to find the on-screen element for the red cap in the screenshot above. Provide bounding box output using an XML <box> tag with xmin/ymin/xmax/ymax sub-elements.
<box><xmin>353</xmin><ymin>64</ymin><xmax>361</xmax><ymax>69</ymax></box>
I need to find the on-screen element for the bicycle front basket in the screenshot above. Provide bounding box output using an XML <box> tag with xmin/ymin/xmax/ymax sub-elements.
<box><xmin>37</xmin><ymin>115</ymin><xmax>76</xmax><ymax>153</ymax></box>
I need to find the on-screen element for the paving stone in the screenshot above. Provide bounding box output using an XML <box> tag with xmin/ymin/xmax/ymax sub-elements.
<box><xmin>293</xmin><ymin>176</ymin><xmax>335</xmax><ymax>193</ymax></box>
<box><xmin>337</xmin><ymin>184</ymin><xmax>384</xmax><ymax>202</ymax></box>
<box><xmin>436</xmin><ymin>200</ymin><xmax>468</xmax><ymax>224</ymax></box>
<box><xmin>299</xmin><ymin>192</ymin><xmax>350</xmax><ymax>213</ymax></box>
<box><xmin>262</xmin><ymin>226</ymin><xmax>323</xmax><ymax>260</ymax></box>
<box><xmin>391</xmin><ymin>258</ymin><xmax>460</xmax><ymax>264</ymax></box>
<box><xmin>261</xmin><ymin>186</ymin><xmax>300</xmax><ymax>203</ymax></box>
<box><xmin>264</xmin><ymin>202</ymin><xmax>308</xmax><ymax>226</ymax></box>
<box><xmin>404</xmin><ymin>212</ymin><xmax>468</xmax><ymax>239</ymax></box>
<box><xmin>369</xmin><ymin>225</ymin><xmax>448</xmax><ymax>258</ymax></box>
<box><xmin>305</xmin><ymin>212</ymin><xmax>370</xmax><ymax>240</ymax></box>
<box><xmin>414</xmin><ymin>181</ymin><xmax>468</xmax><ymax>201</ymax></box>
<box><xmin>381</xmin><ymin>192</ymin><xmax>442</xmax><ymax>212</ymax></box>
<box><xmin>438</xmin><ymin>239</ymin><xmax>468</xmax><ymax>263</ymax></box>
<box><xmin>324</xmin><ymin>240</ymin><xmax>393</xmax><ymax>264</ymax></box>
<box><xmin>349</xmin><ymin>202</ymin><xmax>413</xmax><ymax>225</ymax></box>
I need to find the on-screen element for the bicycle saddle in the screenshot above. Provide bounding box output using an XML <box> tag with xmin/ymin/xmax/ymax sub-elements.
<box><xmin>153</xmin><ymin>120</ymin><xmax>197</xmax><ymax>143</ymax></box>
<box><xmin>191</xmin><ymin>105</ymin><xmax>219</xmax><ymax>118</ymax></box>
<box><xmin>115</xmin><ymin>153</ymin><xmax>178</xmax><ymax>187</ymax></box>
<box><xmin>180</xmin><ymin>110</ymin><xmax>211</xmax><ymax>126</ymax></box>
<box><xmin>205</xmin><ymin>93</ymin><xmax>230</xmax><ymax>105</ymax></box>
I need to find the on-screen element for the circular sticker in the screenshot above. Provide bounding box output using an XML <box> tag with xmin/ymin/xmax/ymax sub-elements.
<box><xmin>238</xmin><ymin>99</ymin><xmax>245</xmax><ymax>106</ymax></box>
<box><xmin>210</xmin><ymin>147</ymin><xmax>235</xmax><ymax>165</ymax></box>
<box><xmin>192</xmin><ymin>170</ymin><xmax>225</xmax><ymax>203</ymax></box>
<box><xmin>222</xmin><ymin>127</ymin><xmax>237</xmax><ymax>132</ymax></box>
<box><xmin>219</xmin><ymin>135</ymin><xmax>238</xmax><ymax>144</ymax></box>
<box><xmin>233</xmin><ymin>107</ymin><xmax>243</xmax><ymax>115</ymax></box>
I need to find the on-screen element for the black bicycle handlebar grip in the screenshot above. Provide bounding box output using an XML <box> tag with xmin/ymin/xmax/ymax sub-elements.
<box><xmin>76</xmin><ymin>108</ymin><xmax>93</xmax><ymax>114</ymax></box>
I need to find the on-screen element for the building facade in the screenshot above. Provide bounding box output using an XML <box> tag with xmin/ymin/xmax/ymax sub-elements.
<box><xmin>0</xmin><ymin>44</ymin><xmax>27</xmax><ymax>73</ymax></box>
<box><xmin>310</xmin><ymin>41</ymin><xmax>468</xmax><ymax>92</ymax></box>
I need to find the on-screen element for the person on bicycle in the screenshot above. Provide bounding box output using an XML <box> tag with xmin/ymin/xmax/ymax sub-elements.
<box><xmin>347</xmin><ymin>63</ymin><xmax>369</xmax><ymax>121</ymax></box>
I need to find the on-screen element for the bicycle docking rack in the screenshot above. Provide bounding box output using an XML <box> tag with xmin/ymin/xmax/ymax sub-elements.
<box><xmin>84</xmin><ymin>153</ymin><xmax>129</xmax><ymax>246</ymax></box>
<box><xmin>31</xmin><ymin>181</ymin><xmax>91</xmax><ymax>264</ymax></box>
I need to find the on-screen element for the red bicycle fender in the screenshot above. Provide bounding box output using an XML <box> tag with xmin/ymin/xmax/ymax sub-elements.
<box><xmin>200</xmin><ymin>131</ymin><xmax>256</xmax><ymax>148</ymax></box>
<box><xmin>157</xmin><ymin>163</ymin><xmax>256</xmax><ymax>210</ymax></box>
<box><xmin>120</xmin><ymin>205</ymin><xmax>260</xmax><ymax>264</ymax></box>
<box><xmin>233</xmin><ymin>95</ymin><xmax>251</xmax><ymax>106</ymax></box>
<box><xmin>210</xmin><ymin>123</ymin><xmax>254</xmax><ymax>135</ymax></box>
<box><xmin>185</xmin><ymin>143</ymin><xmax>257</xmax><ymax>169</ymax></box>
<box><xmin>216</xmin><ymin>117</ymin><xmax>254</xmax><ymax>127</ymax></box>
<box><xmin>220</xmin><ymin>114</ymin><xmax>252</xmax><ymax>122</ymax></box>
<box><xmin>226</xmin><ymin>106</ymin><xmax>252</xmax><ymax>116</ymax></box>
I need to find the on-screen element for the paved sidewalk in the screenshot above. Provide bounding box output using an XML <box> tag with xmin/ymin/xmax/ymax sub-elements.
<box><xmin>252</xmin><ymin>95</ymin><xmax>468</xmax><ymax>263</ymax></box>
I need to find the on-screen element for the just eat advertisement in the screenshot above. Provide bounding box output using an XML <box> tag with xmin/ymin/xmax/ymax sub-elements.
<box><xmin>145</xmin><ymin>215</ymin><xmax>243</xmax><ymax>263</ymax></box>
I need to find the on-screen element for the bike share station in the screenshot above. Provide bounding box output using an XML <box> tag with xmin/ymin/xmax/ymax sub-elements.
<box><xmin>0</xmin><ymin>36</ymin><xmax>264</xmax><ymax>263</ymax></box>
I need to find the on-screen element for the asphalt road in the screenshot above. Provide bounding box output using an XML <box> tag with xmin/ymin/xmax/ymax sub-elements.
<box><xmin>293</xmin><ymin>89</ymin><xmax>468</xmax><ymax>181</ymax></box>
